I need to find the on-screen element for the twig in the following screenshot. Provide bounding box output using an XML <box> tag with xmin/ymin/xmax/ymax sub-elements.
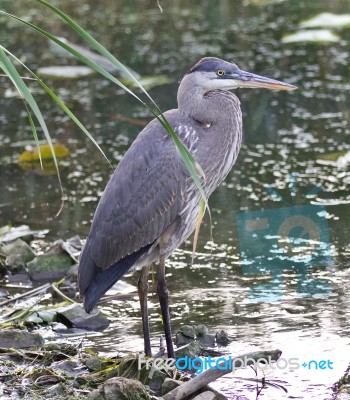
<box><xmin>0</xmin><ymin>294</ymin><xmax>46</xmax><ymax>325</ymax></box>
<box><xmin>51</xmin><ymin>280</ymin><xmax>76</xmax><ymax>304</ymax></box>
<box><xmin>162</xmin><ymin>349</ymin><xmax>282</xmax><ymax>400</ymax></box>
<box><xmin>157</xmin><ymin>0</ymin><xmax>163</xmax><ymax>12</ymax></box>
<box><xmin>0</xmin><ymin>283</ymin><xmax>51</xmax><ymax>307</ymax></box>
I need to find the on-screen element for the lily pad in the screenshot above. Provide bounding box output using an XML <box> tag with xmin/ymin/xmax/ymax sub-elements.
<box><xmin>300</xmin><ymin>12</ymin><xmax>350</xmax><ymax>29</ymax></box>
<box><xmin>37</xmin><ymin>65</ymin><xmax>94</xmax><ymax>79</ymax></box>
<box><xmin>282</xmin><ymin>29</ymin><xmax>340</xmax><ymax>43</ymax></box>
<box><xmin>121</xmin><ymin>75</ymin><xmax>171</xmax><ymax>90</ymax></box>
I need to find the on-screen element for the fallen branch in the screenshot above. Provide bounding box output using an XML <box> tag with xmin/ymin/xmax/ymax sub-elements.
<box><xmin>162</xmin><ymin>349</ymin><xmax>282</xmax><ymax>400</ymax></box>
<box><xmin>0</xmin><ymin>283</ymin><xmax>51</xmax><ymax>307</ymax></box>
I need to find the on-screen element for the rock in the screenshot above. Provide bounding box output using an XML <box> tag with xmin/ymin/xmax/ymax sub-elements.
<box><xmin>195</xmin><ymin>325</ymin><xmax>215</xmax><ymax>347</ymax></box>
<box><xmin>176</xmin><ymin>341</ymin><xmax>202</xmax><ymax>360</ymax></box>
<box><xmin>176</xmin><ymin>325</ymin><xmax>216</xmax><ymax>347</ymax></box>
<box><xmin>148</xmin><ymin>369</ymin><xmax>167</xmax><ymax>394</ymax></box>
<box><xmin>26</xmin><ymin>312</ymin><xmax>44</xmax><ymax>324</ymax></box>
<box><xmin>60</xmin><ymin>236</ymin><xmax>82</xmax><ymax>261</ymax></box>
<box><xmin>192</xmin><ymin>391</ymin><xmax>218</xmax><ymax>400</ymax></box>
<box><xmin>50</xmin><ymin>359</ymin><xmax>85</xmax><ymax>377</ymax></box>
<box><xmin>215</xmin><ymin>330</ymin><xmax>230</xmax><ymax>346</ymax></box>
<box><xmin>37</xmin><ymin>310</ymin><xmax>57</xmax><ymax>323</ymax></box>
<box><xmin>84</xmin><ymin>354</ymin><xmax>112</xmax><ymax>372</ymax></box>
<box><xmin>331</xmin><ymin>389</ymin><xmax>350</xmax><ymax>400</ymax></box>
<box><xmin>161</xmin><ymin>377</ymin><xmax>182</xmax><ymax>395</ymax></box>
<box><xmin>41</xmin><ymin>382</ymin><xmax>66</xmax><ymax>397</ymax></box>
<box><xmin>1</xmin><ymin>239</ymin><xmax>35</xmax><ymax>273</ymax></box>
<box><xmin>176</xmin><ymin>325</ymin><xmax>196</xmax><ymax>346</ymax></box>
<box><xmin>6</xmin><ymin>272</ymin><xmax>31</xmax><ymax>286</ymax></box>
<box><xmin>56</xmin><ymin>303</ymin><xmax>110</xmax><ymax>331</ymax></box>
<box><xmin>0</xmin><ymin>288</ymin><xmax>9</xmax><ymax>298</ymax></box>
<box><xmin>0</xmin><ymin>329</ymin><xmax>44</xmax><ymax>349</ymax></box>
<box><xmin>88</xmin><ymin>377</ymin><xmax>151</xmax><ymax>400</ymax></box>
<box><xmin>27</xmin><ymin>240</ymin><xmax>75</xmax><ymax>281</ymax></box>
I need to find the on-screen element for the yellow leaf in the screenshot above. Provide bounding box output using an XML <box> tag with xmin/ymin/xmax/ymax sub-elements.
<box><xmin>18</xmin><ymin>143</ymin><xmax>70</xmax><ymax>162</ymax></box>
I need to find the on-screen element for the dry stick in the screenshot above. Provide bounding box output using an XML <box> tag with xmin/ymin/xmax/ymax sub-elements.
<box><xmin>51</xmin><ymin>281</ymin><xmax>76</xmax><ymax>304</ymax></box>
<box><xmin>162</xmin><ymin>349</ymin><xmax>282</xmax><ymax>400</ymax></box>
<box><xmin>0</xmin><ymin>283</ymin><xmax>51</xmax><ymax>307</ymax></box>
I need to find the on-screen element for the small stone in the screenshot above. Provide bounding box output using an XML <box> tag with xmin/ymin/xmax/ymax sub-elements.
<box><xmin>192</xmin><ymin>391</ymin><xmax>218</xmax><ymax>400</ymax></box>
<box><xmin>0</xmin><ymin>288</ymin><xmax>9</xmax><ymax>298</ymax></box>
<box><xmin>0</xmin><ymin>329</ymin><xmax>44</xmax><ymax>349</ymax></box>
<box><xmin>1</xmin><ymin>239</ymin><xmax>35</xmax><ymax>273</ymax></box>
<box><xmin>88</xmin><ymin>377</ymin><xmax>151</xmax><ymax>400</ymax></box>
<box><xmin>37</xmin><ymin>310</ymin><xmax>57</xmax><ymax>323</ymax></box>
<box><xmin>176</xmin><ymin>325</ymin><xmax>196</xmax><ymax>346</ymax></box>
<box><xmin>195</xmin><ymin>325</ymin><xmax>215</xmax><ymax>347</ymax></box>
<box><xmin>84</xmin><ymin>355</ymin><xmax>111</xmax><ymax>372</ymax></box>
<box><xmin>178</xmin><ymin>325</ymin><xmax>196</xmax><ymax>338</ymax></box>
<box><xmin>51</xmin><ymin>359</ymin><xmax>84</xmax><ymax>377</ymax></box>
<box><xmin>215</xmin><ymin>330</ymin><xmax>230</xmax><ymax>346</ymax></box>
<box><xmin>148</xmin><ymin>369</ymin><xmax>167</xmax><ymax>394</ymax></box>
<box><xmin>161</xmin><ymin>377</ymin><xmax>182</xmax><ymax>395</ymax></box>
<box><xmin>56</xmin><ymin>303</ymin><xmax>110</xmax><ymax>331</ymax></box>
<box><xmin>7</xmin><ymin>272</ymin><xmax>31</xmax><ymax>285</ymax></box>
<box><xmin>176</xmin><ymin>341</ymin><xmax>202</xmax><ymax>360</ymax></box>
<box><xmin>27</xmin><ymin>240</ymin><xmax>75</xmax><ymax>281</ymax></box>
<box><xmin>26</xmin><ymin>312</ymin><xmax>44</xmax><ymax>324</ymax></box>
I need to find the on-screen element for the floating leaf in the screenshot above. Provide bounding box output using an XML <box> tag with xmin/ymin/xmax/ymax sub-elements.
<box><xmin>18</xmin><ymin>143</ymin><xmax>70</xmax><ymax>162</ymax></box>
<box><xmin>245</xmin><ymin>0</ymin><xmax>286</xmax><ymax>4</ymax></box>
<box><xmin>120</xmin><ymin>75</ymin><xmax>171</xmax><ymax>90</ymax></box>
<box><xmin>282</xmin><ymin>29</ymin><xmax>340</xmax><ymax>43</ymax></box>
<box><xmin>317</xmin><ymin>150</ymin><xmax>348</xmax><ymax>161</ymax></box>
<box><xmin>300</xmin><ymin>12</ymin><xmax>350</xmax><ymax>29</ymax></box>
<box><xmin>36</xmin><ymin>65</ymin><xmax>94</xmax><ymax>79</ymax></box>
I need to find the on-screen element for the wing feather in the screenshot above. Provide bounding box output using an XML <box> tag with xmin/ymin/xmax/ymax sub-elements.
<box><xmin>82</xmin><ymin>115</ymin><xmax>189</xmax><ymax>275</ymax></box>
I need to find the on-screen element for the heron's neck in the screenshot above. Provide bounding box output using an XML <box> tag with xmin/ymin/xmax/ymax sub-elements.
<box><xmin>177</xmin><ymin>78</ymin><xmax>240</xmax><ymax>124</ymax></box>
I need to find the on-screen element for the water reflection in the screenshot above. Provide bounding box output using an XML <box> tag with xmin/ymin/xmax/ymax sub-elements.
<box><xmin>1</xmin><ymin>0</ymin><xmax>350</xmax><ymax>398</ymax></box>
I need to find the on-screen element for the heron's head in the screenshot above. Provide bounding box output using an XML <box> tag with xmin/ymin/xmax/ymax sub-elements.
<box><xmin>184</xmin><ymin>57</ymin><xmax>297</xmax><ymax>92</ymax></box>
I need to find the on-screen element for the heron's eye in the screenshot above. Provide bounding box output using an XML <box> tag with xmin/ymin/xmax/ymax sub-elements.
<box><xmin>217</xmin><ymin>70</ymin><xmax>225</xmax><ymax>76</ymax></box>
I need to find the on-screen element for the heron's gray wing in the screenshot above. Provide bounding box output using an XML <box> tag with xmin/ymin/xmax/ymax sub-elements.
<box><xmin>82</xmin><ymin>117</ymin><xmax>188</xmax><ymax>275</ymax></box>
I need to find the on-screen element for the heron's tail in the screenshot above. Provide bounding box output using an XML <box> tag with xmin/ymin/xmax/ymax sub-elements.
<box><xmin>79</xmin><ymin>243</ymin><xmax>153</xmax><ymax>313</ymax></box>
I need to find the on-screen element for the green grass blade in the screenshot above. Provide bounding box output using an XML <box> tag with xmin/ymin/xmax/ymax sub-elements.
<box><xmin>16</xmin><ymin>2</ymin><xmax>209</xmax><ymax>206</ymax></box>
<box><xmin>33</xmin><ymin>0</ymin><xmax>156</xmax><ymax>105</ymax></box>
<box><xmin>0</xmin><ymin>47</ymin><xmax>65</xmax><ymax>216</ymax></box>
<box><xmin>1</xmin><ymin>7</ymin><xmax>209</xmax><ymax>210</ymax></box>
<box><xmin>1</xmin><ymin>45</ymin><xmax>112</xmax><ymax>168</ymax></box>
<box><xmin>0</xmin><ymin>48</ymin><xmax>60</xmax><ymax>176</ymax></box>
<box><xmin>0</xmin><ymin>11</ymin><xmax>143</xmax><ymax>104</ymax></box>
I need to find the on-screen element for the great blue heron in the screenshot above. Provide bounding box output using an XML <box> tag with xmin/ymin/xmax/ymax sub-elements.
<box><xmin>78</xmin><ymin>57</ymin><xmax>296</xmax><ymax>358</ymax></box>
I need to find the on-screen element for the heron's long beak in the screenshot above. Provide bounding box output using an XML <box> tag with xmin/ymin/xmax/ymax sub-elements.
<box><xmin>233</xmin><ymin>70</ymin><xmax>297</xmax><ymax>91</ymax></box>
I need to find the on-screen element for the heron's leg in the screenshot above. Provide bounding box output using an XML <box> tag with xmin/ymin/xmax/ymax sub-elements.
<box><xmin>138</xmin><ymin>265</ymin><xmax>152</xmax><ymax>357</ymax></box>
<box><xmin>157</xmin><ymin>255</ymin><xmax>175</xmax><ymax>359</ymax></box>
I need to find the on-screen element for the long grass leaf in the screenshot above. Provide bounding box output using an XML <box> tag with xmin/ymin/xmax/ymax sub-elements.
<box><xmin>1</xmin><ymin>45</ymin><xmax>111</xmax><ymax>168</ymax></box>
<box><xmin>32</xmin><ymin>0</ymin><xmax>156</xmax><ymax>104</ymax></box>
<box><xmin>1</xmin><ymin>7</ymin><xmax>209</xmax><ymax>212</ymax></box>
<box><xmin>4</xmin><ymin>4</ymin><xmax>209</xmax><ymax>206</ymax></box>
<box><xmin>0</xmin><ymin>48</ymin><xmax>61</xmax><ymax>185</ymax></box>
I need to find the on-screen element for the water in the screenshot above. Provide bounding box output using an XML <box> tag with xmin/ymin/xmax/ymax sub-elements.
<box><xmin>1</xmin><ymin>0</ymin><xmax>350</xmax><ymax>398</ymax></box>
